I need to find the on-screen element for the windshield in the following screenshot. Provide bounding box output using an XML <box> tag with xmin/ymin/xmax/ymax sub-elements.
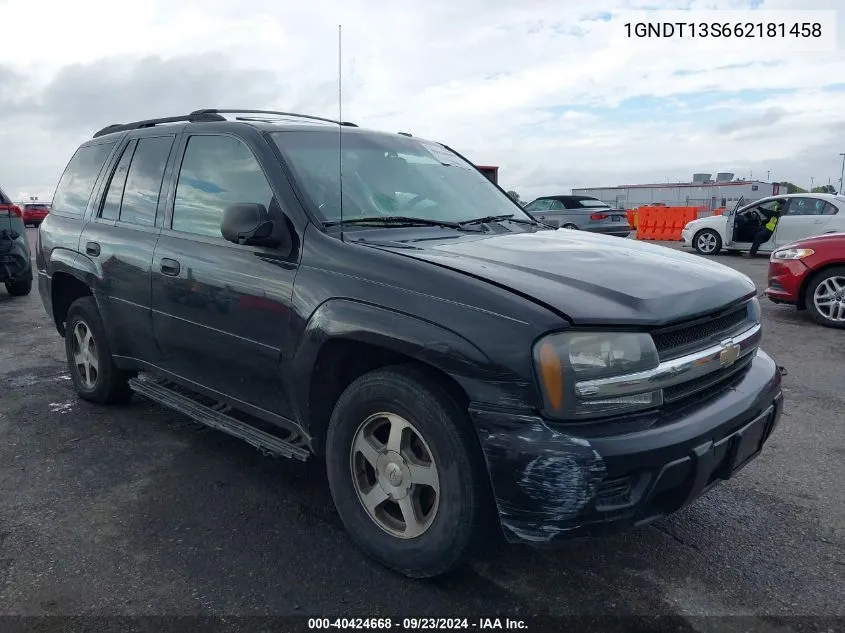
<box><xmin>271</xmin><ymin>130</ymin><xmax>532</xmax><ymax>225</ymax></box>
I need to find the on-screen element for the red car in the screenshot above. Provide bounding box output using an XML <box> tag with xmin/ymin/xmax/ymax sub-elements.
<box><xmin>22</xmin><ymin>203</ymin><xmax>50</xmax><ymax>226</ymax></box>
<box><xmin>766</xmin><ymin>232</ymin><xmax>845</xmax><ymax>328</ymax></box>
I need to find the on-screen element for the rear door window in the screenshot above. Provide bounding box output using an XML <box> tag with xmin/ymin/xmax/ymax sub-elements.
<box><xmin>118</xmin><ymin>136</ymin><xmax>175</xmax><ymax>227</ymax></box>
<box><xmin>52</xmin><ymin>142</ymin><xmax>116</xmax><ymax>217</ymax></box>
<box><xmin>785</xmin><ymin>197</ymin><xmax>825</xmax><ymax>216</ymax></box>
<box><xmin>547</xmin><ymin>199</ymin><xmax>565</xmax><ymax>211</ymax></box>
<box><xmin>99</xmin><ymin>140</ymin><xmax>137</xmax><ymax>221</ymax></box>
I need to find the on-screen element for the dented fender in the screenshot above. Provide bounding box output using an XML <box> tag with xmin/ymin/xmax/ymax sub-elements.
<box><xmin>287</xmin><ymin>299</ymin><xmax>529</xmax><ymax>435</ymax></box>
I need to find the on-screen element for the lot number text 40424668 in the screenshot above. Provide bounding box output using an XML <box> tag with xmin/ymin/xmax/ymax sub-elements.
<box><xmin>307</xmin><ymin>618</ymin><xmax>528</xmax><ymax>630</ymax></box>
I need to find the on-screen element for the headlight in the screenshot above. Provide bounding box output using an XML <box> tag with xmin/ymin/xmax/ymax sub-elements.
<box><xmin>772</xmin><ymin>248</ymin><xmax>814</xmax><ymax>260</ymax></box>
<box><xmin>748</xmin><ymin>297</ymin><xmax>761</xmax><ymax>324</ymax></box>
<box><xmin>533</xmin><ymin>331</ymin><xmax>661</xmax><ymax>420</ymax></box>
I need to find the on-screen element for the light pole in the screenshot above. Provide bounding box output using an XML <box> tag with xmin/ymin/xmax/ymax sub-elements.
<box><xmin>839</xmin><ymin>153</ymin><xmax>845</xmax><ymax>195</ymax></box>
<box><xmin>767</xmin><ymin>170</ymin><xmax>770</xmax><ymax>181</ymax></box>
<box><xmin>811</xmin><ymin>176</ymin><xmax>815</xmax><ymax>192</ymax></box>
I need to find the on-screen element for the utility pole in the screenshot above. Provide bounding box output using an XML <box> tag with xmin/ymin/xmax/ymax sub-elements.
<box><xmin>767</xmin><ymin>170</ymin><xmax>770</xmax><ymax>181</ymax></box>
<box><xmin>811</xmin><ymin>176</ymin><xmax>815</xmax><ymax>191</ymax></box>
<box><xmin>839</xmin><ymin>153</ymin><xmax>845</xmax><ymax>195</ymax></box>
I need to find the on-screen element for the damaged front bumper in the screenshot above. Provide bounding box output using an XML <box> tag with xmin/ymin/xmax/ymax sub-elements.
<box><xmin>470</xmin><ymin>349</ymin><xmax>783</xmax><ymax>544</ymax></box>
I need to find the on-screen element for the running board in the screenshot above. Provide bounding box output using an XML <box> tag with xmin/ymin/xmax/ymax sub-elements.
<box><xmin>128</xmin><ymin>374</ymin><xmax>310</xmax><ymax>461</ymax></box>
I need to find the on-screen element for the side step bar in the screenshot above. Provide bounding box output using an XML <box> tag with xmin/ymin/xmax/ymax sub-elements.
<box><xmin>128</xmin><ymin>374</ymin><xmax>310</xmax><ymax>461</ymax></box>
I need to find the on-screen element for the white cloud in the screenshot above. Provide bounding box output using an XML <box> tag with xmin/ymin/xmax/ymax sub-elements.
<box><xmin>0</xmin><ymin>0</ymin><xmax>844</xmax><ymax>202</ymax></box>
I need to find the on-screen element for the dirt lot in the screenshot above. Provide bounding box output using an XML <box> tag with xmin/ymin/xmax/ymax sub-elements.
<box><xmin>1</xmin><ymin>229</ymin><xmax>843</xmax><ymax>629</ymax></box>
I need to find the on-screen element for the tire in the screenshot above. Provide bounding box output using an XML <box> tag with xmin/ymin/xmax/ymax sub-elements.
<box><xmin>64</xmin><ymin>297</ymin><xmax>133</xmax><ymax>404</ymax></box>
<box><xmin>693</xmin><ymin>229</ymin><xmax>722</xmax><ymax>255</ymax></box>
<box><xmin>805</xmin><ymin>266</ymin><xmax>845</xmax><ymax>329</ymax></box>
<box><xmin>325</xmin><ymin>365</ymin><xmax>493</xmax><ymax>578</ymax></box>
<box><xmin>562</xmin><ymin>223</ymin><xmax>578</xmax><ymax>230</ymax></box>
<box><xmin>4</xmin><ymin>277</ymin><xmax>32</xmax><ymax>297</ymax></box>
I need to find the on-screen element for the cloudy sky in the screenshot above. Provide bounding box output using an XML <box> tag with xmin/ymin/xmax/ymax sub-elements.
<box><xmin>1</xmin><ymin>0</ymin><xmax>844</xmax><ymax>202</ymax></box>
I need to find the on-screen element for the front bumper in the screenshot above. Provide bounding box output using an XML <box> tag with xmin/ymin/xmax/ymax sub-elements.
<box><xmin>680</xmin><ymin>228</ymin><xmax>692</xmax><ymax>246</ymax></box>
<box><xmin>470</xmin><ymin>350</ymin><xmax>783</xmax><ymax>544</ymax></box>
<box><xmin>765</xmin><ymin>259</ymin><xmax>807</xmax><ymax>304</ymax></box>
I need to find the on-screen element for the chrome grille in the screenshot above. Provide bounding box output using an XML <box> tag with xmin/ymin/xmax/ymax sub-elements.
<box><xmin>663</xmin><ymin>353</ymin><xmax>754</xmax><ymax>403</ymax></box>
<box><xmin>652</xmin><ymin>303</ymin><xmax>752</xmax><ymax>361</ymax></box>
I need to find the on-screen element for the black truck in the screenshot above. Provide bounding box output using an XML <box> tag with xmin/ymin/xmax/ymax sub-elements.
<box><xmin>35</xmin><ymin>109</ymin><xmax>784</xmax><ymax>578</ymax></box>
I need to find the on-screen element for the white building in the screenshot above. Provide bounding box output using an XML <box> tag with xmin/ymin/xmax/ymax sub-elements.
<box><xmin>572</xmin><ymin>173</ymin><xmax>783</xmax><ymax>211</ymax></box>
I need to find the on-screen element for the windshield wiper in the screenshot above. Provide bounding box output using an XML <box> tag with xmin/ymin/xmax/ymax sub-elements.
<box><xmin>324</xmin><ymin>216</ymin><xmax>478</xmax><ymax>230</ymax></box>
<box><xmin>458</xmin><ymin>214</ymin><xmax>540</xmax><ymax>227</ymax></box>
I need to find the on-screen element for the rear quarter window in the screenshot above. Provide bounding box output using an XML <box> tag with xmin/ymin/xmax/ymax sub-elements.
<box><xmin>52</xmin><ymin>142</ymin><xmax>116</xmax><ymax>217</ymax></box>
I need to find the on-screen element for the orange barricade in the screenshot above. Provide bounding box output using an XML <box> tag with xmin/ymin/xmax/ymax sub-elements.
<box><xmin>634</xmin><ymin>206</ymin><xmax>701</xmax><ymax>241</ymax></box>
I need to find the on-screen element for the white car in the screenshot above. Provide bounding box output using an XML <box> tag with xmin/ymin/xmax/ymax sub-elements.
<box><xmin>681</xmin><ymin>193</ymin><xmax>845</xmax><ymax>255</ymax></box>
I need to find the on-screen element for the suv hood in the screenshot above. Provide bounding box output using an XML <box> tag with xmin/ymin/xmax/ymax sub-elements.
<box><xmin>373</xmin><ymin>230</ymin><xmax>756</xmax><ymax>326</ymax></box>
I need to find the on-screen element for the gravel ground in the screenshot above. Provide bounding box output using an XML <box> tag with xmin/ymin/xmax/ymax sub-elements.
<box><xmin>0</xmin><ymin>229</ymin><xmax>842</xmax><ymax>631</ymax></box>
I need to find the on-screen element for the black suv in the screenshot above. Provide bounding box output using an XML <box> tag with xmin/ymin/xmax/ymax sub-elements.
<box><xmin>1</xmin><ymin>185</ymin><xmax>32</xmax><ymax>297</ymax></box>
<box><xmin>36</xmin><ymin>109</ymin><xmax>784</xmax><ymax>578</ymax></box>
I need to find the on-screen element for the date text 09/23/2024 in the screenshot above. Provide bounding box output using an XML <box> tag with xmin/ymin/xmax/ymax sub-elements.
<box><xmin>308</xmin><ymin>618</ymin><xmax>527</xmax><ymax>630</ymax></box>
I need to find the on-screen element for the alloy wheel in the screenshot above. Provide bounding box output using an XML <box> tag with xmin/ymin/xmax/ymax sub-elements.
<box><xmin>813</xmin><ymin>275</ymin><xmax>845</xmax><ymax>323</ymax></box>
<box><xmin>697</xmin><ymin>232</ymin><xmax>718</xmax><ymax>254</ymax></box>
<box><xmin>71</xmin><ymin>320</ymin><xmax>99</xmax><ymax>390</ymax></box>
<box><xmin>349</xmin><ymin>412</ymin><xmax>440</xmax><ymax>539</ymax></box>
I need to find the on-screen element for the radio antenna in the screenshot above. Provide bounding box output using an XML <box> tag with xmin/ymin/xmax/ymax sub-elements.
<box><xmin>338</xmin><ymin>24</ymin><xmax>344</xmax><ymax>240</ymax></box>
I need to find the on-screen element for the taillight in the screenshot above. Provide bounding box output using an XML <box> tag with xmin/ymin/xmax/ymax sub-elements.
<box><xmin>590</xmin><ymin>212</ymin><xmax>609</xmax><ymax>220</ymax></box>
<box><xmin>1</xmin><ymin>205</ymin><xmax>23</xmax><ymax>218</ymax></box>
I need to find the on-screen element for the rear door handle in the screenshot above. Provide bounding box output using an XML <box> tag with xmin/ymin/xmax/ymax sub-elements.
<box><xmin>85</xmin><ymin>242</ymin><xmax>100</xmax><ymax>257</ymax></box>
<box><xmin>160</xmin><ymin>258</ymin><xmax>181</xmax><ymax>276</ymax></box>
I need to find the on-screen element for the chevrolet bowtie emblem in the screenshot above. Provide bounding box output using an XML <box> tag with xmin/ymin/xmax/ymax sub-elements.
<box><xmin>719</xmin><ymin>339</ymin><xmax>741</xmax><ymax>367</ymax></box>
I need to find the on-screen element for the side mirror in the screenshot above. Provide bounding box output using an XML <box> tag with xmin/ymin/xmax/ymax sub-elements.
<box><xmin>221</xmin><ymin>203</ymin><xmax>279</xmax><ymax>247</ymax></box>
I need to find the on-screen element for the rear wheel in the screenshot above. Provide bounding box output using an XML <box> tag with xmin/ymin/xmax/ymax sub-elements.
<box><xmin>325</xmin><ymin>366</ymin><xmax>492</xmax><ymax>578</ymax></box>
<box><xmin>693</xmin><ymin>229</ymin><xmax>722</xmax><ymax>255</ymax></box>
<box><xmin>805</xmin><ymin>266</ymin><xmax>845</xmax><ymax>329</ymax></box>
<box><xmin>64</xmin><ymin>297</ymin><xmax>133</xmax><ymax>404</ymax></box>
<box><xmin>562</xmin><ymin>223</ymin><xmax>578</xmax><ymax>230</ymax></box>
<box><xmin>4</xmin><ymin>277</ymin><xmax>32</xmax><ymax>297</ymax></box>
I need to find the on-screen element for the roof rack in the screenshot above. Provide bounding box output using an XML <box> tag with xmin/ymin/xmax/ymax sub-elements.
<box><xmin>92</xmin><ymin>112</ymin><xmax>227</xmax><ymax>138</ymax></box>
<box><xmin>92</xmin><ymin>108</ymin><xmax>359</xmax><ymax>139</ymax></box>
<box><xmin>190</xmin><ymin>109</ymin><xmax>358</xmax><ymax>127</ymax></box>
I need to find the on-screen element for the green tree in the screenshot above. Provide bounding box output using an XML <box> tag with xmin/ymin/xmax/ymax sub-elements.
<box><xmin>506</xmin><ymin>190</ymin><xmax>522</xmax><ymax>204</ymax></box>
<box><xmin>812</xmin><ymin>184</ymin><xmax>836</xmax><ymax>194</ymax></box>
<box><xmin>777</xmin><ymin>181</ymin><xmax>807</xmax><ymax>194</ymax></box>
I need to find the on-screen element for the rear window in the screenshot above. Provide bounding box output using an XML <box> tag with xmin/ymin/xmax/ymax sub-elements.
<box><xmin>563</xmin><ymin>197</ymin><xmax>609</xmax><ymax>209</ymax></box>
<box><xmin>52</xmin><ymin>142</ymin><xmax>116</xmax><ymax>217</ymax></box>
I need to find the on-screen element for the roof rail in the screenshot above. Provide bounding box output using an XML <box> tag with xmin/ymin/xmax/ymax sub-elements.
<box><xmin>190</xmin><ymin>109</ymin><xmax>358</xmax><ymax>127</ymax></box>
<box><xmin>92</xmin><ymin>112</ymin><xmax>227</xmax><ymax>138</ymax></box>
<box><xmin>397</xmin><ymin>132</ymin><xmax>412</xmax><ymax>137</ymax></box>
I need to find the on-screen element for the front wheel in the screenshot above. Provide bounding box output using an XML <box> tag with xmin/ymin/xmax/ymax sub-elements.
<box><xmin>64</xmin><ymin>297</ymin><xmax>134</xmax><ymax>404</ymax></box>
<box><xmin>325</xmin><ymin>366</ymin><xmax>492</xmax><ymax>578</ymax></box>
<box><xmin>805</xmin><ymin>266</ymin><xmax>845</xmax><ymax>329</ymax></box>
<box><xmin>693</xmin><ymin>229</ymin><xmax>722</xmax><ymax>255</ymax></box>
